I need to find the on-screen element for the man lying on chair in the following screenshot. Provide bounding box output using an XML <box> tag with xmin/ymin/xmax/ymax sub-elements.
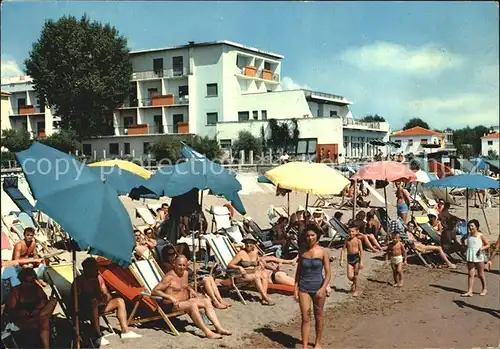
<box><xmin>72</xmin><ymin>258</ymin><xmax>142</xmax><ymax>346</ymax></box>
<box><xmin>152</xmin><ymin>255</ymin><xmax>232</xmax><ymax>339</ymax></box>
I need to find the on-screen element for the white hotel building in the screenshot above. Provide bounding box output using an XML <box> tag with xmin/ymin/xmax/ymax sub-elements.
<box><xmin>1</xmin><ymin>40</ymin><xmax>390</xmax><ymax>162</ymax></box>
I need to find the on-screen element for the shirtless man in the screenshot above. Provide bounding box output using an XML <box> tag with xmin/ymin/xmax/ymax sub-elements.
<box><xmin>386</xmin><ymin>232</ymin><xmax>407</xmax><ymax>287</ymax></box>
<box><xmin>152</xmin><ymin>255</ymin><xmax>232</xmax><ymax>339</ymax></box>
<box><xmin>340</xmin><ymin>224</ymin><xmax>364</xmax><ymax>297</ymax></box>
<box><xmin>12</xmin><ymin>227</ymin><xmax>46</xmax><ymax>287</ymax></box>
<box><xmin>395</xmin><ymin>182</ymin><xmax>412</xmax><ymax>223</ymax></box>
<box><xmin>134</xmin><ymin>230</ymin><xmax>157</xmax><ymax>259</ymax></box>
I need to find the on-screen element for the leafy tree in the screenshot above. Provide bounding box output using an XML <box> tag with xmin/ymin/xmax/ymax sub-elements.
<box><xmin>453</xmin><ymin>125</ymin><xmax>489</xmax><ymax>157</ymax></box>
<box><xmin>150</xmin><ymin>135</ymin><xmax>221</xmax><ymax>163</ymax></box>
<box><xmin>488</xmin><ymin>149</ymin><xmax>499</xmax><ymax>160</ymax></box>
<box><xmin>0</xmin><ymin>129</ymin><xmax>32</xmax><ymax>152</ymax></box>
<box><xmin>403</xmin><ymin>118</ymin><xmax>430</xmax><ymax>130</ymax></box>
<box><xmin>25</xmin><ymin>14</ymin><xmax>132</xmax><ymax>139</ymax></box>
<box><xmin>232</xmin><ymin>131</ymin><xmax>262</xmax><ymax>160</ymax></box>
<box><xmin>38</xmin><ymin>129</ymin><xmax>82</xmax><ymax>154</ymax></box>
<box><xmin>361</xmin><ymin>114</ymin><xmax>385</xmax><ymax>122</ymax></box>
<box><xmin>266</xmin><ymin>119</ymin><xmax>300</xmax><ymax>154</ymax></box>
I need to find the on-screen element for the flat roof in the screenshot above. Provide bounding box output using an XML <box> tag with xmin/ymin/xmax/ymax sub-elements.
<box><xmin>130</xmin><ymin>40</ymin><xmax>284</xmax><ymax>59</ymax></box>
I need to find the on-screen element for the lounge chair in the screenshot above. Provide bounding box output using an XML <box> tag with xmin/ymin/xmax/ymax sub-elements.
<box><xmin>418</xmin><ymin>222</ymin><xmax>464</xmax><ymax>260</ymax></box>
<box><xmin>375</xmin><ymin>208</ymin><xmax>390</xmax><ymax>233</ymax></box>
<box><xmin>326</xmin><ymin>217</ymin><xmax>349</xmax><ymax>248</ymax></box>
<box><xmin>44</xmin><ymin>264</ymin><xmax>115</xmax><ymax>341</ymax></box>
<box><xmin>136</xmin><ymin>207</ymin><xmax>157</xmax><ymax>227</ymax></box>
<box><xmin>240</xmin><ymin>218</ymin><xmax>284</xmax><ymax>256</ymax></box>
<box><xmin>208</xmin><ymin>206</ymin><xmax>244</xmax><ymax>244</ymax></box>
<box><xmin>311</xmin><ymin>194</ymin><xmax>337</xmax><ymax>208</ymax></box>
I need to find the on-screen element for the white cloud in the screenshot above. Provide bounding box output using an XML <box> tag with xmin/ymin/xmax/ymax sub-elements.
<box><xmin>1</xmin><ymin>58</ymin><xmax>23</xmax><ymax>78</ymax></box>
<box><xmin>339</xmin><ymin>41</ymin><xmax>465</xmax><ymax>77</ymax></box>
<box><xmin>281</xmin><ymin>76</ymin><xmax>312</xmax><ymax>91</ymax></box>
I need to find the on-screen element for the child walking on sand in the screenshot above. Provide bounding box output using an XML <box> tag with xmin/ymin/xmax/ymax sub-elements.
<box><xmin>340</xmin><ymin>224</ymin><xmax>363</xmax><ymax>297</ymax></box>
<box><xmin>386</xmin><ymin>232</ymin><xmax>407</xmax><ymax>287</ymax></box>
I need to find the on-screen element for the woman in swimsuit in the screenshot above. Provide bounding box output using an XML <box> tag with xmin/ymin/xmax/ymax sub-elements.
<box><xmin>228</xmin><ymin>235</ymin><xmax>274</xmax><ymax>306</ymax></box>
<box><xmin>295</xmin><ymin>224</ymin><xmax>331</xmax><ymax>349</ymax></box>
<box><xmin>461</xmin><ymin>219</ymin><xmax>490</xmax><ymax>297</ymax></box>
<box><xmin>395</xmin><ymin>182</ymin><xmax>412</xmax><ymax>223</ymax></box>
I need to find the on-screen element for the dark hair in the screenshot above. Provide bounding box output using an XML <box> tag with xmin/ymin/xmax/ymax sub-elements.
<box><xmin>355</xmin><ymin>211</ymin><xmax>366</xmax><ymax>220</ymax></box>
<box><xmin>347</xmin><ymin>222</ymin><xmax>359</xmax><ymax>231</ymax></box>
<box><xmin>277</xmin><ymin>216</ymin><xmax>289</xmax><ymax>225</ymax></box>
<box><xmin>156</xmin><ymin>208</ymin><xmax>162</xmax><ymax>212</ymax></box>
<box><xmin>162</xmin><ymin>246</ymin><xmax>177</xmax><ymax>262</ymax></box>
<box><xmin>82</xmin><ymin>257</ymin><xmax>97</xmax><ymax>270</ymax></box>
<box><xmin>24</xmin><ymin>227</ymin><xmax>35</xmax><ymax>235</ymax></box>
<box><xmin>468</xmin><ymin>219</ymin><xmax>480</xmax><ymax>229</ymax></box>
<box><xmin>366</xmin><ymin>211</ymin><xmax>375</xmax><ymax>220</ymax></box>
<box><xmin>161</xmin><ymin>203</ymin><xmax>169</xmax><ymax>208</ymax></box>
<box><xmin>334</xmin><ymin>212</ymin><xmax>343</xmax><ymax>220</ymax></box>
<box><xmin>18</xmin><ymin>267</ymin><xmax>37</xmax><ymax>282</ymax></box>
<box><xmin>299</xmin><ymin>224</ymin><xmax>323</xmax><ymax>246</ymax></box>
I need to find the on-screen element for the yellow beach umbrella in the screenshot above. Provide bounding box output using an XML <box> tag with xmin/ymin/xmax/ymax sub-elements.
<box><xmin>265</xmin><ymin>161</ymin><xmax>350</xmax><ymax>195</ymax></box>
<box><xmin>88</xmin><ymin>159</ymin><xmax>152</xmax><ymax>179</ymax></box>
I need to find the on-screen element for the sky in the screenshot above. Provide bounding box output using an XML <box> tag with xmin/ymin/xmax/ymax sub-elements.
<box><xmin>1</xmin><ymin>1</ymin><xmax>498</xmax><ymax>130</ymax></box>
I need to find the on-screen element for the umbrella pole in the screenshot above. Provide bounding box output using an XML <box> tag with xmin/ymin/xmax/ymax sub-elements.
<box><xmin>465</xmin><ymin>189</ymin><xmax>469</xmax><ymax>223</ymax></box>
<box><xmin>352</xmin><ymin>180</ymin><xmax>357</xmax><ymax>220</ymax></box>
<box><xmin>305</xmin><ymin>194</ymin><xmax>309</xmax><ymax>220</ymax></box>
<box><xmin>384</xmin><ymin>186</ymin><xmax>389</xmax><ymax>220</ymax></box>
<box><xmin>410</xmin><ymin>183</ymin><xmax>418</xmax><ymax>220</ymax></box>
<box><xmin>194</xmin><ymin>190</ymin><xmax>205</xmax><ymax>293</ymax></box>
<box><xmin>72</xmin><ymin>244</ymin><xmax>81</xmax><ymax>349</ymax></box>
<box><xmin>476</xmin><ymin>190</ymin><xmax>491</xmax><ymax>235</ymax></box>
<box><xmin>287</xmin><ymin>192</ymin><xmax>290</xmax><ymax>218</ymax></box>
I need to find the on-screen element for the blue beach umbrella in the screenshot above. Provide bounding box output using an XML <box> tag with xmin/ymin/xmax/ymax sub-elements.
<box><xmin>16</xmin><ymin>142</ymin><xmax>135</xmax><ymax>266</ymax></box>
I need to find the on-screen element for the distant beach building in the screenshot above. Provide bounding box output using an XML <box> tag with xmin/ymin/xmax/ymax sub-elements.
<box><xmin>390</xmin><ymin>126</ymin><xmax>456</xmax><ymax>156</ymax></box>
<box><xmin>1</xmin><ymin>40</ymin><xmax>391</xmax><ymax>163</ymax></box>
<box><xmin>481</xmin><ymin>132</ymin><xmax>500</xmax><ymax>157</ymax></box>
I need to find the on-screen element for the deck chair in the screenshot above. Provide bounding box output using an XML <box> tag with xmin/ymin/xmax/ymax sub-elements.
<box><xmin>363</xmin><ymin>181</ymin><xmax>386</xmax><ymax>207</ymax></box>
<box><xmin>127</xmin><ymin>258</ymin><xmax>183</xmax><ymax>335</ymax></box>
<box><xmin>44</xmin><ymin>264</ymin><xmax>115</xmax><ymax>338</ymax></box>
<box><xmin>147</xmin><ymin>203</ymin><xmax>162</xmax><ymax>217</ymax></box>
<box><xmin>418</xmin><ymin>222</ymin><xmax>442</xmax><ymax>245</ymax></box>
<box><xmin>209</xmin><ymin>206</ymin><xmax>244</xmax><ymax>244</ymax></box>
<box><xmin>311</xmin><ymin>195</ymin><xmax>337</xmax><ymax>208</ymax></box>
<box><xmin>136</xmin><ymin>207</ymin><xmax>157</xmax><ymax>227</ymax></box>
<box><xmin>375</xmin><ymin>208</ymin><xmax>390</xmax><ymax>233</ymax></box>
<box><xmin>333</xmin><ymin>194</ymin><xmax>354</xmax><ymax>210</ymax></box>
<box><xmin>240</xmin><ymin>218</ymin><xmax>284</xmax><ymax>255</ymax></box>
<box><xmin>327</xmin><ymin>217</ymin><xmax>349</xmax><ymax>248</ymax></box>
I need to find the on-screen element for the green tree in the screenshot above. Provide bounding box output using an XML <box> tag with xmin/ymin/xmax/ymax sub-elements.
<box><xmin>38</xmin><ymin>129</ymin><xmax>82</xmax><ymax>154</ymax></box>
<box><xmin>403</xmin><ymin>118</ymin><xmax>430</xmax><ymax>130</ymax></box>
<box><xmin>488</xmin><ymin>149</ymin><xmax>499</xmax><ymax>160</ymax></box>
<box><xmin>266</xmin><ymin>119</ymin><xmax>300</xmax><ymax>154</ymax></box>
<box><xmin>453</xmin><ymin>125</ymin><xmax>489</xmax><ymax>157</ymax></box>
<box><xmin>150</xmin><ymin>135</ymin><xmax>221</xmax><ymax>162</ymax></box>
<box><xmin>25</xmin><ymin>14</ymin><xmax>132</xmax><ymax>140</ymax></box>
<box><xmin>361</xmin><ymin>114</ymin><xmax>385</xmax><ymax>122</ymax></box>
<box><xmin>232</xmin><ymin>131</ymin><xmax>262</xmax><ymax>159</ymax></box>
<box><xmin>0</xmin><ymin>129</ymin><xmax>32</xmax><ymax>152</ymax></box>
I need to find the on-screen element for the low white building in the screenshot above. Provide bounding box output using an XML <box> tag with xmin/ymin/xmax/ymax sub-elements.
<box><xmin>390</xmin><ymin>126</ymin><xmax>455</xmax><ymax>155</ymax></box>
<box><xmin>481</xmin><ymin>132</ymin><xmax>499</xmax><ymax>157</ymax></box>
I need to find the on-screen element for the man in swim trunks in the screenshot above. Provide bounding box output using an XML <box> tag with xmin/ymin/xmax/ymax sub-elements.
<box><xmin>386</xmin><ymin>232</ymin><xmax>407</xmax><ymax>287</ymax></box>
<box><xmin>152</xmin><ymin>255</ymin><xmax>232</xmax><ymax>339</ymax></box>
<box><xmin>340</xmin><ymin>224</ymin><xmax>363</xmax><ymax>297</ymax></box>
<box><xmin>12</xmin><ymin>227</ymin><xmax>46</xmax><ymax>287</ymax></box>
<box><xmin>395</xmin><ymin>182</ymin><xmax>411</xmax><ymax>223</ymax></box>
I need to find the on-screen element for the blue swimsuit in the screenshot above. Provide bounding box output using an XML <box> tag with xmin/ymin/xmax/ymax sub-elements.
<box><xmin>299</xmin><ymin>257</ymin><xmax>324</xmax><ymax>294</ymax></box>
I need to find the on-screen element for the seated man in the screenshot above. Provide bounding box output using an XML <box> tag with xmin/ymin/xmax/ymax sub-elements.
<box><xmin>72</xmin><ymin>258</ymin><xmax>142</xmax><ymax>346</ymax></box>
<box><xmin>352</xmin><ymin>211</ymin><xmax>383</xmax><ymax>252</ymax></box>
<box><xmin>427</xmin><ymin>210</ymin><xmax>443</xmax><ymax>233</ymax></box>
<box><xmin>134</xmin><ymin>229</ymin><xmax>157</xmax><ymax>260</ymax></box>
<box><xmin>6</xmin><ymin>268</ymin><xmax>57</xmax><ymax>349</ymax></box>
<box><xmin>311</xmin><ymin>208</ymin><xmax>331</xmax><ymax>237</ymax></box>
<box><xmin>12</xmin><ymin>227</ymin><xmax>47</xmax><ymax>287</ymax></box>
<box><xmin>152</xmin><ymin>255</ymin><xmax>232</xmax><ymax>339</ymax></box>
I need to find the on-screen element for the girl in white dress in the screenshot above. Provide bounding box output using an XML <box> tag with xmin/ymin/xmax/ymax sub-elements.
<box><xmin>461</xmin><ymin>219</ymin><xmax>490</xmax><ymax>297</ymax></box>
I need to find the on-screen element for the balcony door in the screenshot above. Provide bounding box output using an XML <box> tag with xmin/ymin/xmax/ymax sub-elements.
<box><xmin>173</xmin><ymin>114</ymin><xmax>183</xmax><ymax>133</ymax></box>
<box><xmin>172</xmin><ymin>56</ymin><xmax>183</xmax><ymax>76</ymax></box>
<box><xmin>154</xmin><ymin>114</ymin><xmax>163</xmax><ymax>134</ymax></box>
<box><xmin>17</xmin><ymin>98</ymin><xmax>26</xmax><ymax>114</ymax></box>
<box><xmin>153</xmin><ymin>58</ymin><xmax>163</xmax><ymax>77</ymax></box>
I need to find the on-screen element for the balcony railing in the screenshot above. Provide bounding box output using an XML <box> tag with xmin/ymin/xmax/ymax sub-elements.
<box><xmin>13</xmin><ymin>105</ymin><xmax>45</xmax><ymax>115</ymax></box>
<box><xmin>236</xmin><ymin>67</ymin><xmax>280</xmax><ymax>82</ymax></box>
<box><xmin>341</xmin><ymin>117</ymin><xmax>381</xmax><ymax>130</ymax></box>
<box><xmin>131</xmin><ymin>67</ymin><xmax>190</xmax><ymax>81</ymax></box>
<box><xmin>139</xmin><ymin>95</ymin><xmax>189</xmax><ymax>107</ymax></box>
<box><xmin>302</xmin><ymin>90</ymin><xmax>346</xmax><ymax>102</ymax></box>
<box><xmin>114</xmin><ymin>123</ymin><xmax>188</xmax><ymax>136</ymax></box>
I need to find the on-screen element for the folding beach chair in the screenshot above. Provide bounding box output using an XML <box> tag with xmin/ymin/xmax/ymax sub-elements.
<box><xmin>136</xmin><ymin>207</ymin><xmax>157</xmax><ymax>227</ymax></box>
<box><xmin>393</xmin><ymin>218</ymin><xmax>432</xmax><ymax>267</ymax></box>
<box><xmin>327</xmin><ymin>217</ymin><xmax>349</xmax><ymax>248</ymax></box>
<box><xmin>418</xmin><ymin>222</ymin><xmax>441</xmax><ymax>245</ymax></box>
<box><xmin>375</xmin><ymin>208</ymin><xmax>390</xmax><ymax>233</ymax></box>
<box><xmin>44</xmin><ymin>264</ymin><xmax>115</xmax><ymax>339</ymax></box>
<box><xmin>209</xmin><ymin>206</ymin><xmax>244</xmax><ymax>244</ymax></box>
<box><xmin>127</xmin><ymin>258</ymin><xmax>184</xmax><ymax>335</ymax></box>
<box><xmin>311</xmin><ymin>195</ymin><xmax>336</xmax><ymax>208</ymax></box>
<box><xmin>240</xmin><ymin>218</ymin><xmax>284</xmax><ymax>256</ymax></box>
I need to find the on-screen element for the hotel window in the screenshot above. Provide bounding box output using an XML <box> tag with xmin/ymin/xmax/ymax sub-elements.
<box><xmin>179</xmin><ymin>85</ymin><xmax>188</xmax><ymax>98</ymax></box>
<box><xmin>220</xmin><ymin>139</ymin><xmax>232</xmax><ymax>149</ymax></box>
<box><xmin>206</xmin><ymin>112</ymin><xmax>218</xmax><ymax>126</ymax></box>
<box><xmin>109</xmin><ymin>143</ymin><xmax>119</xmax><ymax>155</ymax></box>
<box><xmin>252</xmin><ymin>111</ymin><xmax>258</xmax><ymax>120</ymax></box>
<box><xmin>153</xmin><ymin>58</ymin><xmax>163</xmax><ymax>76</ymax></box>
<box><xmin>124</xmin><ymin>143</ymin><xmax>130</xmax><ymax>155</ymax></box>
<box><xmin>421</xmin><ymin>139</ymin><xmax>428</xmax><ymax>145</ymax></box>
<box><xmin>143</xmin><ymin>142</ymin><xmax>151</xmax><ymax>154</ymax></box>
<box><xmin>264</xmin><ymin>62</ymin><xmax>271</xmax><ymax>70</ymax></box>
<box><xmin>261</xmin><ymin>110</ymin><xmax>267</xmax><ymax>120</ymax></box>
<box><xmin>488</xmin><ymin>141</ymin><xmax>493</xmax><ymax>145</ymax></box>
<box><xmin>408</xmin><ymin>139</ymin><xmax>413</xmax><ymax>146</ymax></box>
<box><xmin>330</xmin><ymin>110</ymin><xmax>338</xmax><ymax>117</ymax></box>
<box><xmin>206</xmin><ymin>83</ymin><xmax>218</xmax><ymax>97</ymax></box>
<box><xmin>238</xmin><ymin>111</ymin><xmax>249</xmax><ymax>122</ymax></box>
<box><xmin>172</xmin><ymin>56</ymin><xmax>183</xmax><ymax>76</ymax></box>
<box><xmin>83</xmin><ymin>144</ymin><xmax>92</xmax><ymax>156</ymax></box>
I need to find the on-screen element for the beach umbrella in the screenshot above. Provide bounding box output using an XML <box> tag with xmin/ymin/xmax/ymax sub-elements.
<box><xmin>264</xmin><ymin>161</ymin><xmax>350</xmax><ymax>210</ymax></box>
<box><xmin>89</xmin><ymin>159</ymin><xmax>152</xmax><ymax>179</ymax></box>
<box><xmin>424</xmin><ymin>174</ymin><xmax>500</xmax><ymax>228</ymax></box>
<box><xmin>351</xmin><ymin>161</ymin><xmax>416</xmax><ymax>219</ymax></box>
<box><xmin>88</xmin><ymin>165</ymin><xmax>157</xmax><ymax>198</ymax></box>
<box><xmin>16</xmin><ymin>142</ymin><xmax>135</xmax><ymax>348</ymax></box>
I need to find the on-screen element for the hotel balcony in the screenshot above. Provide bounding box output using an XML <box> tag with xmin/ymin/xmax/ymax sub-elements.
<box><xmin>131</xmin><ymin>67</ymin><xmax>190</xmax><ymax>81</ymax></box>
<box><xmin>115</xmin><ymin>122</ymin><xmax>190</xmax><ymax>136</ymax></box>
<box><xmin>139</xmin><ymin>95</ymin><xmax>189</xmax><ymax>108</ymax></box>
<box><xmin>235</xmin><ymin>66</ymin><xmax>280</xmax><ymax>83</ymax></box>
<box><xmin>303</xmin><ymin>90</ymin><xmax>352</xmax><ymax>105</ymax></box>
<box><xmin>341</xmin><ymin>117</ymin><xmax>390</xmax><ymax>132</ymax></box>
<box><xmin>11</xmin><ymin>105</ymin><xmax>45</xmax><ymax>116</ymax></box>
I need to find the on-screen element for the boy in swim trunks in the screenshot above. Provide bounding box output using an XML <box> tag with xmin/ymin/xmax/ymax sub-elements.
<box><xmin>385</xmin><ymin>232</ymin><xmax>407</xmax><ymax>287</ymax></box>
<box><xmin>340</xmin><ymin>224</ymin><xmax>363</xmax><ymax>297</ymax></box>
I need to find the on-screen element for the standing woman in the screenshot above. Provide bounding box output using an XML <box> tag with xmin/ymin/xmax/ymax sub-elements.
<box><xmin>295</xmin><ymin>224</ymin><xmax>331</xmax><ymax>349</ymax></box>
<box><xmin>461</xmin><ymin>219</ymin><xmax>490</xmax><ymax>297</ymax></box>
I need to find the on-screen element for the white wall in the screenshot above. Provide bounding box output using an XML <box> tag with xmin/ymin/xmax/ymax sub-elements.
<box><xmin>1</xmin><ymin>94</ymin><xmax>11</xmax><ymax>132</ymax></box>
<box><xmin>481</xmin><ymin>137</ymin><xmax>500</xmax><ymax>156</ymax></box>
<box><xmin>343</xmin><ymin>130</ymin><xmax>390</xmax><ymax>159</ymax></box>
<box><xmin>390</xmin><ymin>135</ymin><xmax>443</xmax><ymax>155</ymax></box>
<box><xmin>83</xmin><ymin>135</ymin><xmax>161</xmax><ymax>160</ymax></box>
<box><xmin>131</xmin><ymin>48</ymin><xmax>189</xmax><ymax>73</ymax></box>
<box><xmin>307</xmin><ymin>101</ymin><xmax>350</xmax><ymax>118</ymax></box>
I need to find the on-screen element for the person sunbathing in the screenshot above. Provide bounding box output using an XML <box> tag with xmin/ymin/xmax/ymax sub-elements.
<box><xmin>260</xmin><ymin>256</ymin><xmax>298</xmax><ymax>286</ymax></box>
<box><xmin>270</xmin><ymin>217</ymin><xmax>289</xmax><ymax>246</ymax></box>
<box><xmin>428</xmin><ymin>211</ymin><xmax>443</xmax><ymax>233</ymax></box>
<box><xmin>73</xmin><ymin>258</ymin><xmax>142</xmax><ymax>346</ymax></box>
<box><xmin>12</xmin><ymin>227</ymin><xmax>46</xmax><ymax>287</ymax></box>
<box><xmin>6</xmin><ymin>268</ymin><xmax>57</xmax><ymax>349</ymax></box>
<box><xmin>406</xmin><ymin>221</ymin><xmax>457</xmax><ymax>269</ymax></box>
<box><xmin>134</xmin><ymin>230</ymin><xmax>157</xmax><ymax>260</ymax></box>
<box><xmin>161</xmin><ymin>246</ymin><xmax>231</xmax><ymax>309</ymax></box>
<box><xmin>311</xmin><ymin>208</ymin><xmax>331</xmax><ymax>237</ymax></box>
<box><xmin>352</xmin><ymin>212</ymin><xmax>383</xmax><ymax>252</ymax></box>
<box><xmin>152</xmin><ymin>255</ymin><xmax>232</xmax><ymax>339</ymax></box>
<box><xmin>228</xmin><ymin>235</ymin><xmax>275</xmax><ymax>306</ymax></box>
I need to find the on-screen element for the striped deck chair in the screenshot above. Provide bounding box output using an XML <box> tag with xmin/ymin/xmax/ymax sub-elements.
<box><xmin>44</xmin><ymin>264</ymin><xmax>115</xmax><ymax>338</ymax></box>
<box><xmin>136</xmin><ymin>207</ymin><xmax>157</xmax><ymax>227</ymax></box>
<box><xmin>327</xmin><ymin>217</ymin><xmax>349</xmax><ymax>248</ymax></box>
<box><xmin>311</xmin><ymin>195</ymin><xmax>337</xmax><ymax>208</ymax></box>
